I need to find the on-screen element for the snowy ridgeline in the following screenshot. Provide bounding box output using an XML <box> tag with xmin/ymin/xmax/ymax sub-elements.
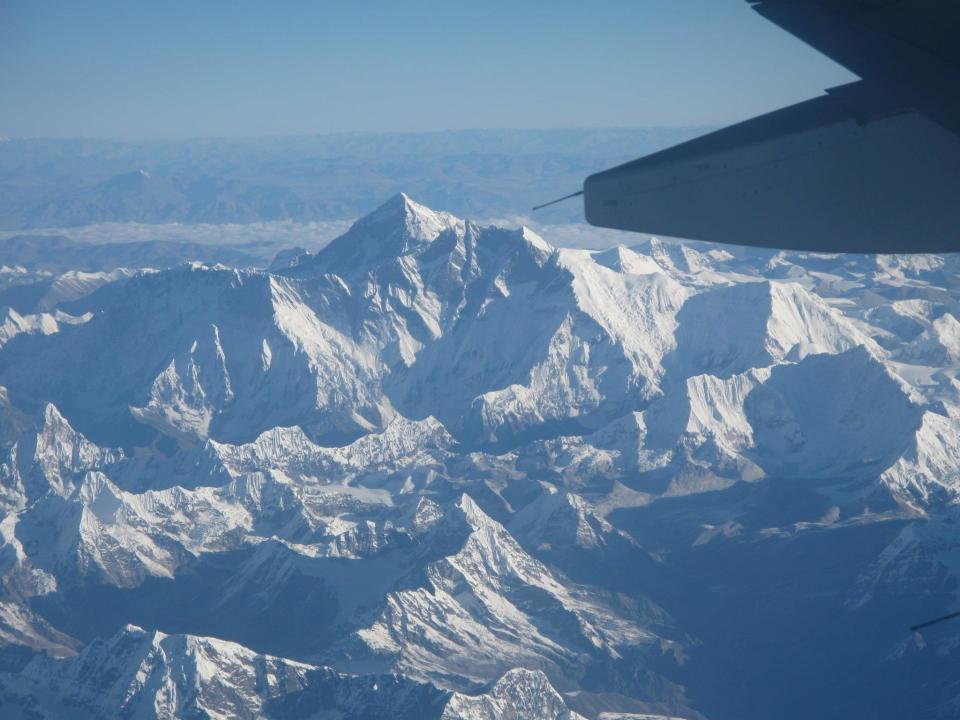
<box><xmin>0</xmin><ymin>193</ymin><xmax>959</xmax><ymax>719</ymax></box>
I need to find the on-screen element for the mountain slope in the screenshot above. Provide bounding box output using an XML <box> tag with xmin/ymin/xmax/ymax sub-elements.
<box><xmin>355</xmin><ymin>495</ymin><xmax>669</xmax><ymax>690</ymax></box>
<box><xmin>0</xmin><ymin>624</ymin><xmax>448</xmax><ymax>720</ymax></box>
<box><xmin>0</xmin><ymin>194</ymin><xmax>957</xmax><ymax>720</ymax></box>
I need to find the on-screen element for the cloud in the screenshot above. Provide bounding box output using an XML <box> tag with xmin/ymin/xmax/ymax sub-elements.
<box><xmin>0</xmin><ymin>217</ymin><xmax>663</xmax><ymax>261</ymax></box>
<box><xmin>0</xmin><ymin>220</ymin><xmax>356</xmax><ymax>260</ymax></box>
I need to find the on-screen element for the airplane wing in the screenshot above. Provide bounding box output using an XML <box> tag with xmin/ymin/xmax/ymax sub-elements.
<box><xmin>583</xmin><ymin>0</ymin><xmax>960</xmax><ymax>253</ymax></box>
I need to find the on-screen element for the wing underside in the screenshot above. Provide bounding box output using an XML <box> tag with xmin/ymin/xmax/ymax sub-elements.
<box><xmin>583</xmin><ymin>0</ymin><xmax>960</xmax><ymax>253</ymax></box>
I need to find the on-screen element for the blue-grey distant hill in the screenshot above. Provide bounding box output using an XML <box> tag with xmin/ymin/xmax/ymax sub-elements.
<box><xmin>0</xmin><ymin>235</ymin><xmax>260</xmax><ymax>274</ymax></box>
<box><xmin>0</xmin><ymin>128</ymin><xmax>704</xmax><ymax>228</ymax></box>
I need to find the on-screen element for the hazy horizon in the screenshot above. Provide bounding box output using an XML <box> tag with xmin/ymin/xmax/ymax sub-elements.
<box><xmin>1</xmin><ymin>0</ymin><xmax>855</xmax><ymax>140</ymax></box>
<box><xmin>0</xmin><ymin>126</ymin><xmax>707</xmax><ymax>229</ymax></box>
<box><xmin>0</xmin><ymin>123</ymin><xmax>712</xmax><ymax>143</ymax></box>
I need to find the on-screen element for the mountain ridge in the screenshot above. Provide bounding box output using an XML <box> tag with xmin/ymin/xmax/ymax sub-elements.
<box><xmin>0</xmin><ymin>193</ymin><xmax>958</xmax><ymax>719</ymax></box>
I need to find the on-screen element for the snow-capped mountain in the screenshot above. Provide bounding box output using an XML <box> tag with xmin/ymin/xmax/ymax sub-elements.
<box><xmin>354</xmin><ymin>495</ymin><xmax>670</xmax><ymax>690</ymax></box>
<box><xmin>0</xmin><ymin>624</ymin><xmax>635</xmax><ymax>719</ymax></box>
<box><xmin>0</xmin><ymin>624</ymin><xmax>449</xmax><ymax>720</ymax></box>
<box><xmin>442</xmin><ymin>668</ymin><xmax>586</xmax><ymax>720</ymax></box>
<box><xmin>0</xmin><ymin>194</ymin><xmax>958</xmax><ymax>719</ymax></box>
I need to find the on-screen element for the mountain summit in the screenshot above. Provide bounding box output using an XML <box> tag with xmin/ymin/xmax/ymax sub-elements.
<box><xmin>286</xmin><ymin>192</ymin><xmax>464</xmax><ymax>279</ymax></box>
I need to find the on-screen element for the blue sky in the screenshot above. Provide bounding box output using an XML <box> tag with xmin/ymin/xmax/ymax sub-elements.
<box><xmin>0</xmin><ymin>0</ymin><xmax>855</xmax><ymax>139</ymax></box>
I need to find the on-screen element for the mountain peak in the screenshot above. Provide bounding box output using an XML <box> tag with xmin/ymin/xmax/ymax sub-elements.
<box><xmin>16</xmin><ymin>403</ymin><xmax>124</xmax><ymax>502</ymax></box>
<box><xmin>518</xmin><ymin>226</ymin><xmax>554</xmax><ymax>265</ymax></box>
<box><xmin>443</xmin><ymin>668</ymin><xmax>586</xmax><ymax>720</ymax></box>
<box><xmin>456</xmin><ymin>492</ymin><xmax>496</xmax><ymax>530</ymax></box>
<box><xmin>381</xmin><ymin>190</ymin><xmax>414</xmax><ymax>209</ymax></box>
<box><xmin>362</xmin><ymin>192</ymin><xmax>461</xmax><ymax>247</ymax></box>
<box><xmin>284</xmin><ymin>193</ymin><xmax>463</xmax><ymax>279</ymax></box>
<box><xmin>40</xmin><ymin>401</ymin><xmax>66</xmax><ymax>427</ymax></box>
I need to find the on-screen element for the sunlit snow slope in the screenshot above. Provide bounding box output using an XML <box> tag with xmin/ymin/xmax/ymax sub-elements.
<box><xmin>0</xmin><ymin>194</ymin><xmax>958</xmax><ymax>719</ymax></box>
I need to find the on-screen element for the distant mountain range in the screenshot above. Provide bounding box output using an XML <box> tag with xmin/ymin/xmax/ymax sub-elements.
<box><xmin>0</xmin><ymin>128</ymin><xmax>705</xmax><ymax>228</ymax></box>
<box><xmin>0</xmin><ymin>194</ymin><xmax>958</xmax><ymax>719</ymax></box>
